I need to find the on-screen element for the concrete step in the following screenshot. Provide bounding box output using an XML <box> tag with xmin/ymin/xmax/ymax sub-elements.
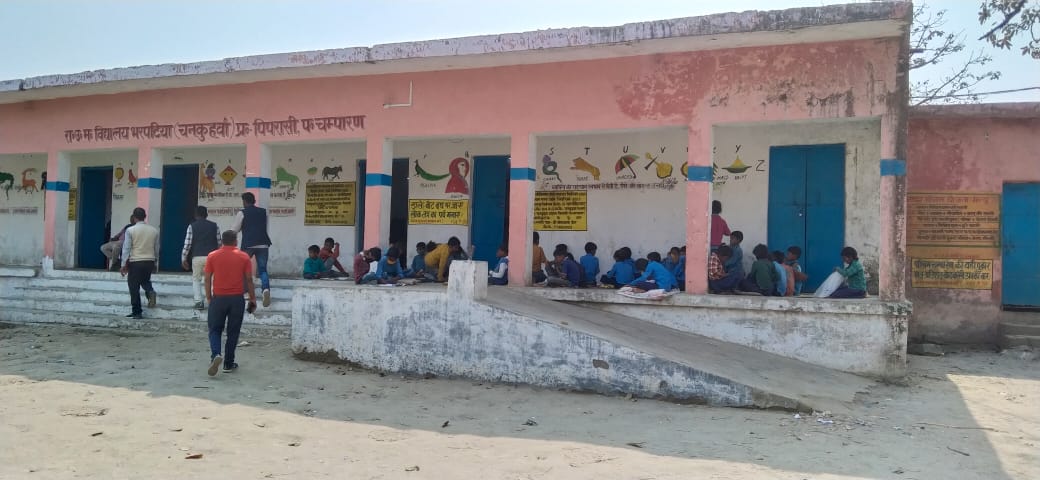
<box><xmin>43</xmin><ymin>268</ymin><xmax>323</xmax><ymax>290</ymax></box>
<box><xmin>1001</xmin><ymin>335</ymin><xmax>1040</xmax><ymax>348</ymax></box>
<box><xmin>10</xmin><ymin>286</ymin><xmax>292</xmax><ymax>312</ymax></box>
<box><xmin>0</xmin><ymin>298</ymin><xmax>289</xmax><ymax>326</ymax></box>
<box><xmin>484</xmin><ymin>288</ymin><xmax>876</xmax><ymax>413</ymax></box>
<box><xmin>1000</xmin><ymin>322</ymin><xmax>1040</xmax><ymax>337</ymax></box>
<box><xmin>0</xmin><ymin>307</ymin><xmax>289</xmax><ymax>338</ymax></box>
<box><xmin>1000</xmin><ymin>311</ymin><xmax>1040</xmax><ymax>326</ymax></box>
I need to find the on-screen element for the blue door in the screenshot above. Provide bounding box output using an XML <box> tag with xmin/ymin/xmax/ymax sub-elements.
<box><xmin>1002</xmin><ymin>183</ymin><xmax>1040</xmax><ymax>308</ymax></box>
<box><xmin>76</xmin><ymin>166</ymin><xmax>112</xmax><ymax>269</ymax></box>
<box><xmin>470</xmin><ymin>155</ymin><xmax>510</xmax><ymax>264</ymax></box>
<box><xmin>768</xmin><ymin>144</ymin><xmax>845</xmax><ymax>292</ymax></box>
<box><xmin>159</xmin><ymin>165</ymin><xmax>197</xmax><ymax>271</ymax></box>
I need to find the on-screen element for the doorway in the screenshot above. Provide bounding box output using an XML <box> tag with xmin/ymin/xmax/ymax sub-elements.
<box><xmin>76</xmin><ymin>166</ymin><xmax>113</xmax><ymax>269</ymax></box>
<box><xmin>1002</xmin><ymin>182</ymin><xmax>1040</xmax><ymax>309</ymax></box>
<box><xmin>158</xmin><ymin>164</ymin><xmax>198</xmax><ymax>271</ymax></box>
<box><xmin>470</xmin><ymin>155</ymin><xmax>510</xmax><ymax>264</ymax></box>
<box><xmin>389</xmin><ymin>158</ymin><xmax>410</xmax><ymax>249</ymax></box>
<box><xmin>767</xmin><ymin>144</ymin><xmax>846</xmax><ymax>292</ymax></box>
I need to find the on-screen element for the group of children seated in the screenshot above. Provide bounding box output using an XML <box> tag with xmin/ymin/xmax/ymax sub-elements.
<box><xmin>303</xmin><ymin>236</ymin><xmax>474</xmax><ymax>285</ymax></box>
<box><xmin>709</xmin><ymin>200</ymin><xmax>866</xmax><ymax>298</ymax></box>
<box><xmin>528</xmin><ymin>232</ymin><xmax>683</xmax><ymax>293</ymax></box>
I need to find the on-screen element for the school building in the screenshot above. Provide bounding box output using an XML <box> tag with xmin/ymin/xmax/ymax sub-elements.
<box><xmin>1</xmin><ymin>1</ymin><xmax>1029</xmax><ymax>406</ymax></box>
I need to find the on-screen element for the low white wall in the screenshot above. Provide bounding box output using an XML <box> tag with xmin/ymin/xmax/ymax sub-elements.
<box><xmin>290</xmin><ymin>278</ymin><xmax>782</xmax><ymax>408</ymax></box>
<box><xmin>527</xmin><ymin>289</ymin><xmax>908</xmax><ymax>378</ymax></box>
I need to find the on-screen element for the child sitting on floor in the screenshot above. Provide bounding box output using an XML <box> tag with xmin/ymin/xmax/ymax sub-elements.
<box><xmin>579</xmin><ymin>242</ymin><xmax>599</xmax><ymax>287</ymax></box>
<box><xmin>772</xmin><ymin>251</ymin><xmax>789</xmax><ymax>296</ymax></box>
<box><xmin>303</xmin><ymin>245</ymin><xmax>331</xmax><ymax>279</ymax></box>
<box><xmin>488</xmin><ymin>244</ymin><xmax>509</xmax><ymax>285</ymax></box>
<box><xmin>355</xmin><ymin>247</ymin><xmax>381</xmax><ymax>284</ymax></box>
<box><xmin>674</xmin><ymin>246</ymin><xmax>687</xmax><ymax>290</ymax></box>
<box><xmin>740</xmin><ymin>244</ymin><xmax>777</xmax><ymax>296</ymax></box>
<box><xmin>600</xmin><ymin>247</ymin><xmax>635</xmax><ymax>288</ymax></box>
<box><xmin>708</xmin><ymin>245</ymin><xmax>740</xmax><ymax>293</ymax></box>
<box><xmin>319</xmin><ymin>237</ymin><xmax>347</xmax><ymax>275</ymax></box>
<box><xmin>628</xmin><ymin>252</ymin><xmax>678</xmax><ymax>293</ymax></box>
<box><xmin>662</xmin><ymin>246</ymin><xmax>681</xmax><ymax>273</ymax></box>
<box><xmin>546</xmin><ymin>247</ymin><xmax>582</xmax><ymax>288</ymax></box>
<box><xmin>375</xmin><ymin>247</ymin><xmax>404</xmax><ymax>284</ymax></box>
<box><xmin>786</xmin><ymin>246</ymin><xmax>808</xmax><ymax>296</ymax></box>
<box><xmin>830</xmin><ymin>247</ymin><xmax>867</xmax><ymax>299</ymax></box>
<box><xmin>724</xmin><ymin>231</ymin><xmax>745</xmax><ymax>275</ymax></box>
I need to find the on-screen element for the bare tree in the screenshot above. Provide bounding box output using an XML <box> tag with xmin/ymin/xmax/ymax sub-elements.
<box><xmin>911</xmin><ymin>3</ymin><xmax>1001</xmax><ymax>105</ymax></box>
<box><xmin>979</xmin><ymin>0</ymin><xmax>1040</xmax><ymax>58</ymax></box>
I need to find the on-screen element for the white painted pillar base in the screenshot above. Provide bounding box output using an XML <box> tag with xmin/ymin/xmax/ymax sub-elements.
<box><xmin>448</xmin><ymin>260</ymin><xmax>488</xmax><ymax>301</ymax></box>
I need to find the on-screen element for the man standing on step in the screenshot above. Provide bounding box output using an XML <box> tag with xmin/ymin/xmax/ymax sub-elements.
<box><xmin>231</xmin><ymin>192</ymin><xmax>272</xmax><ymax>308</ymax></box>
<box><xmin>120</xmin><ymin>207</ymin><xmax>160</xmax><ymax>319</ymax></box>
<box><xmin>204</xmin><ymin>230</ymin><xmax>256</xmax><ymax>376</ymax></box>
<box><xmin>181</xmin><ymin>205</ymin><xmax>221</xmax><ymax>311</ymax></box>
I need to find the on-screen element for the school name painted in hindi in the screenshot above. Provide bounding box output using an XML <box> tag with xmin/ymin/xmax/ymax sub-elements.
<box><xmin>63</xmin><ymin>115</ymin><xmax>366</xmax><ymax>144</ymax></box>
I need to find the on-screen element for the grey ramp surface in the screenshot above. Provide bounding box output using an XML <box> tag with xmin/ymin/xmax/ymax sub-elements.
<box><xmin>484</xmin><ymin>287</ymin><xmax>876</xmax><ymax>412</ymax></box>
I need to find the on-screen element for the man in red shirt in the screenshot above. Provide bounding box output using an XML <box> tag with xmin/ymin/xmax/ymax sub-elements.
<box><xmin>204</xmin><ymin>230</ymin><xmax>257</xmax><ymax>376</ymax></box>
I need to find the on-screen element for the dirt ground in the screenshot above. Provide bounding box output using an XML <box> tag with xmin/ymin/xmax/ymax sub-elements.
<box><xmin>0</xmin><ymin>323</ymin><xmax>1036</xmax><ymax>480</ymax></box>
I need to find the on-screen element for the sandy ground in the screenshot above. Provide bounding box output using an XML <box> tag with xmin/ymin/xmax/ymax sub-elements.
<box><xmin>0</xmin><ymin>323</ymin><xmax>1036</xmax><ymax>480</ymax></box>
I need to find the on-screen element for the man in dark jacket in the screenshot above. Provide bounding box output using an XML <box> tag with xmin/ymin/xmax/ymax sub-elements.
<box><xmin>182</xmin><ymin>205</ymin><xmax>221</xmax><ymax>310</ymax></box>
<box><xmin>231</xmin><ymin>192</ymin><xmax>273</xmax><ymax>307</ymax></box>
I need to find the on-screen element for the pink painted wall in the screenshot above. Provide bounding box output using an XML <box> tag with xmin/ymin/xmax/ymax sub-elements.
<box><xmin>907</xmin><ymin>115</ymin><xmax>1040</xmax><ymax>343</ymax></box>
<box><xmin>0</xmin><ymin>38</ymin><xmax>904</xmax><ymax>291</ymax></box>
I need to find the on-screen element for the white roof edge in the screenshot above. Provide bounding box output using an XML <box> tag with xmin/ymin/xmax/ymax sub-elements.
<box><xmin>1</xmin><ymin>1</ymin><xmax>910</xmax><ymax>97</ymax></box>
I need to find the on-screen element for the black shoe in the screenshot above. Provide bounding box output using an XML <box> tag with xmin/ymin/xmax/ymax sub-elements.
<box><xmin>126</xmin><ymin>313</ymin><xmax>143</xmax><ymax>319</ymax></box>
<box><xmin>223</xmin><ymin>362</ymin><xmax>239</xmax><ymax>372</ymax></box>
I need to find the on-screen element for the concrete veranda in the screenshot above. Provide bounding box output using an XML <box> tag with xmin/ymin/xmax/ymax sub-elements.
<box><xmin>1</xmin><ymin>322</ymin><xmax>1036</xmax><ymax>479</ymax></box>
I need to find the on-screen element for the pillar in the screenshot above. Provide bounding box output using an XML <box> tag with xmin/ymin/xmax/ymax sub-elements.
<box><xmin>683</xmin><ymin>124</ymin><xmax>713</xmax><ymax>294</ymax></box>
<box><xmin>363</xmin><ymin>137</ymin><xmax>392</xmax><ymax>250</ymax></box>
<box><xmin>245</xmin><ymin>142</ymin><xmax>272</xmax><ymax>208</ymax></box>
<box><xmin>135</xmin><ymin>146</ymin><xmax>163</xmax><ymax>222</ymax></box>
<box><xmin>43</xmin><ymin>150</ymin><xmax>71</xmax><ymax>268</ymax></box>
<box><xmin>507</xmin><ymin>133</ymin><xmax>536</xmax><ymax>286</ymax></box>
<box><xmin>879</xmin><ymin>113</ymin><xmax>908</xmax><ymax>302</ymax></box>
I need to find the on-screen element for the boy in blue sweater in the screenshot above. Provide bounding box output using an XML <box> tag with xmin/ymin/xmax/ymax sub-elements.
<box><xmin>628</xmin><ymin>252</ymin><xmax>678</xmax><ymax>292</ymax></box>
<box><xmin>375</xmin><ymin>247</ymin><xmax>404</xmax><ymax>284</ymax></box>
<box><xmin>724</xmin><ymin>231</ymin><xmax>745</xmax><ymax>275</ymax></box>
<box><xmin>600</xmin><ymin>248</ymin><xmax>635</xmax><ymax>288</ymax></box>
<box><xmin>546</xmin><ymin>247</ymin><xmax>582</xmax><ymax>288</ymax></box>
<box><xmin>579</xmin><ymin>242</ymin><xmax>600</xmax><ymax>287</ymax></box>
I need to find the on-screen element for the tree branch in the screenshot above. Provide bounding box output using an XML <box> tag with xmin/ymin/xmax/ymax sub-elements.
<box><xmin>979</xmin><ymin>0</ymin><xmax>1028</xmax><ymax>41</ymax></box>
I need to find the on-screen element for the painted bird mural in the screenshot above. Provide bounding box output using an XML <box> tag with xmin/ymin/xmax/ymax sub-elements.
<box><xmin>570</xmin><ymin>157</ymin><xmax>600</xmax><ymax>180</ymax></box>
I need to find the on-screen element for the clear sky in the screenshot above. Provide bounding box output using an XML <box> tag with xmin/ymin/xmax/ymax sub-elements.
<box><xmin>0</xmin><ymin>0</ymin><xmax>1036</xmax><ymax>102</ymax></box>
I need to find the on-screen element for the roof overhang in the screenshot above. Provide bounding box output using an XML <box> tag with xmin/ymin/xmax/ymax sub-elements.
<box><xmin>0</xmin><ymin>2</ymin><xmax>910</xmax><ymax>105</ymax></box>
<box><xmin>910</xmin><ymin>102</ymin><xmax>1040</xmax><ymax>119</ymax></box>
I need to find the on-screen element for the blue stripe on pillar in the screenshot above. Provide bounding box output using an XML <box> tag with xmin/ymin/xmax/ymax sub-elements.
<box><xmin>44</xmin><ymin>181</ymin><xmax>71</xmax><ymax>192</ymax></box>
<box><xmin>686</xmin><ymin>166</ymin><xmax>713</xmax><ymax>182</ymax></box>
<box><xmin>365</xmin><ymin>173</ymin><xmax>392</xmax><ymax>187</ymax></box>
<box><xmin>137</xmin><ymin>177</ymin><xmax>162</xmax><ymax>189</ymax></box>
<box><xmin>509</xmin><ymin>167</ymin><xmax>536</xmax><ymax>181</ymax></box>
<box><xmin>245</xmin><ymin>176</ymin><xmax>272</xmax><ymax>188</ymax></box>
<box><xmin>880</xmin><ymin>159</ymin><xmax>906</xmax><ymax>176</ymax></box>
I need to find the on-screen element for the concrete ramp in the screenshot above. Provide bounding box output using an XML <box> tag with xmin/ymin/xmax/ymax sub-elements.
<box><xmin>292</xmin><ymin>280</ymin><xmax>875</xmax><ymax>412</ymax></box>
<box><xmin>485</xmin><ymin>288</ymin><xmax>876</xmax><ymax>413</ymax></box>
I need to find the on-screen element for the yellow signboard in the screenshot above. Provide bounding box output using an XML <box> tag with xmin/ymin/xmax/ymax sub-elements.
<box><xmin>911</xmin><ymin>258</ymin><xmax>993</xmax><ymax>290</ymax></box>
<box><xmin>908</xmin><ymin>192</ymin><xmax>1000</xmax><ymax>248</ymax></box>
<box><xmin>409</xmin><ymin>199</ymin><xmax>469</xmax><ymax>225</ymax></box>
<box><xmin>68</xmin><ymin>187</ymin><xmax>77</xmax><ymax>221</ymax></box>
<box><xmin>304</xmin><ymin>181</ymin><xmax>355</xmax><ymax>226</ymax></box>
<box><xmin>534</xmin><ymin>191</ymin><xmax>588</xmax><ymax>231</ymax></box>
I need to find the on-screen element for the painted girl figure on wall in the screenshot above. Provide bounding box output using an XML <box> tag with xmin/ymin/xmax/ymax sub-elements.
<box><xmin>445</xmin><ymin>157</ymin><xmax>470</xmax><ymax>195</ymax></box>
